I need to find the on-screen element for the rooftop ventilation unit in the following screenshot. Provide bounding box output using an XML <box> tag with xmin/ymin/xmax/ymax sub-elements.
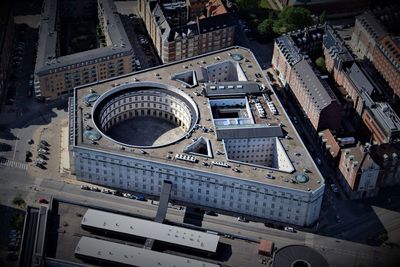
<box><xmin>212</xmin><ymin>161</ymin><xmax>229</xmax><ymax>168</ymax></box>
<box><xmin>175</xmin><ymin>154</ymin><xmax>197</xmax><ymax>163</ymax></box>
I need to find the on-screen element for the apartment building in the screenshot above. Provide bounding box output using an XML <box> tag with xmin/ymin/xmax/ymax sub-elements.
<box><xmin>138</xmin><ymin>0</ymin><xmax>235</xmax><ymax>63</ymax></box>
<box><xmin>372</xmin><ymin>35</ymin><xmax>400</xmax><ymax>98</ymax></box>
<box><xmin>351</xmin><ymin>12</ymin><xmax>386</xmax><ymax>61</ymax></box>
<box><xmin>34</xmin><ymin>0</ymin><xmax>134</xmax><ymax>100</ymax></box>
<box><xmin>0</xmin><ymin>0</ymin><xmax>14</xmax><ymax>104</ymax></box>
<box><xmin>370</xmin><ymin>143</ymin><xmax>400</xmax><ymax>187</ymax></box>
<box><xmin>323</xmin><ymin>26</ymin><xmax>400</xmax><ymax>144</ymax></box>
<box><xmin>338</xmin><ymin>142</ymin><xmax>400</xmax><ymax>199</ymax></box>
<box><xmin>272</xmin><ymin>29</ymin><xmax>342</xmax><ymax>132</ymax></box>
<box><xmin>338</xmin><ymin>144</ymin><xmax>380</xmax><ymax>199</ymax></box>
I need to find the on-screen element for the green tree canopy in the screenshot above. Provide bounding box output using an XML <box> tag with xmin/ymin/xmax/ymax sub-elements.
<box><xmin>235</xmin><ymin>0</ymin><xmax>259</xmax><ymax>13</ymax></box>
<box><xmin>257</xmin><ymin>18</ymin><xmax>274</xmax><ymax>42</ymax></box>
<box><xmin>315</xmin><ymin>56</ymin><xmax>327</xmax><ymax>72</ymax></box>
<box><xmin>273</xmin><ymin>6</ymin><xmax>313</xmax><ymax>34</ymax></box>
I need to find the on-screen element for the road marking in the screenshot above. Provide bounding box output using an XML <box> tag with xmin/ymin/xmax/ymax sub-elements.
<box><xmin>305</xmin><ymin>232</ymin><xmax>314</xmax><ymax>246</ymax></box>
<box><xmin>0</xmin><ymin>158</ymin><xmax>28</xmax><ymax>170</ymax></box>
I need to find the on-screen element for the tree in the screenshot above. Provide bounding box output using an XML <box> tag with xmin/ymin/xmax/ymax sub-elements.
<box><xmin>319</xmin><ymin>10</ymin><xmax>327</xmax><ymax>24</ymax></box>
<box><xmin>12</xmin><ymin>194</ymin><xmax>25</xmax><ymax>208</ymax></box>
<box><xmin>257</xmin><ymin>17</ymin><xmax>274</xmax><ymax>42</ymax></box>
<box><xmin>273</xmin><ymin>6</ymin><xmax>313</xmax><ymax>34</ymax></box>
<box><xmin>235</xmin><ymin>0</ymin><xmax>259</xmax><ymax>17</ymax></box>
<box><xmin>315</xmin><ymin>56</ymin><xmax>327</xmax><ymax>72</ymax></box>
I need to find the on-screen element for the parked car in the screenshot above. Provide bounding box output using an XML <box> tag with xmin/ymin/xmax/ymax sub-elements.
<box><xmin>123</xmin><ymin>193</ymin><xmax>135</xmax><ymax>199</ymax></box>
<box><xmin>38</xmin><ymin>198</ymin><xmax>49</xmax><ymax>204</ymax></box>
<box><xmin>113</xmin><ymin>190</ymin><xmax>123</xmax><ymax>196</ymax></box>
<box><xmin>205</xmin><ymin>211</ymin><xmax>218</xmax><ymax>216</ymax></box>
<box><xmin>101</xmin><ymin>188</ymin><xmax>113</xmax><ymax>194</ymax></box>
<box><xmin>135</xmin><ymin>195</ymin><xmax>146</xmax><ymax>201</ymax></box>
<box><xmin>284</xmin><ymin>226</ymin><xmax>295</xmax><ymax>232</ymax></box>
<box><xmin>237</xmin><ymin>216</ymin><xmax>249</xmax><ymax>222</ymax></box>
<box><xmin>90</xmin><ymin>186</ymin><xmax>101</xmax><ymax>192</ymax></box>
<box><xmin>38</xmin><ymin>154</ymin><xmax>48</xmax><ymax>160</ymax></box>
<box><xmin>40</xmin><ymin>140</ymin><xmax>49</xmax><ymax>146</ymax></box>
<box><xmin>35</xmin><ymin>162</ymin><xmax>46</xmax><ymax>169</ymax></box>
<box><xmin>38</xmin><ymin>148</ymin><xmax>49</xmax><ymax>154</ymax></box>
<box><xmin>28</xmin><ymin>139</ymin><xmax>34</xmax><ymax>145</ymax></box>
<box><xmin>36</xmin><ymin>158</ymin><xmax>46</xmax><ymax>165</ymax></box>
<box><xmin>80</xmin><ymin>185</ymin><xmax>90</xmax><ymax>190</ymax></box>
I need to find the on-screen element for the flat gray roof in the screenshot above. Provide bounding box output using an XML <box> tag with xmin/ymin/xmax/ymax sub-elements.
<box><xmin>204</xmin><ymin>82</ymin><xmax>261</xmax><ymax>96</ymax></box>
<box><xmin>75</xmin><ymin>237</ymin><xmax>220</xmax><ymax>267</ymax></box>
<box><xmin>216</xmin><ymin>125</ymin><xmax>283</xmax><ymax>139</ymax></box>
<box><xmin>35</xmin><ymin>0</ymin><xmax>132</xmax><ymax>75</ymax></box>
<box><xmin>81</xmin><ymin>209</ymin><xmax>220</xmax><ymax>253</ymax></box>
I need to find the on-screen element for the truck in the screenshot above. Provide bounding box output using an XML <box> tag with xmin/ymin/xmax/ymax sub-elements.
<box><xmin>258</xmin><ymin>239</ymin><xmax>274</xmax><ymax>256</ymax></box>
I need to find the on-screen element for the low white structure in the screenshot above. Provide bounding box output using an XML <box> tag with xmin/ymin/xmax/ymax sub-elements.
<box><xmin>75</xmin><ymin>237</ymin><xmax>219</xmax><ymax>267</ymax></box>
<box><xmin>81</xmin><ymin>209</ymin><xmax>219</xmax><ymax>253</ymax></box>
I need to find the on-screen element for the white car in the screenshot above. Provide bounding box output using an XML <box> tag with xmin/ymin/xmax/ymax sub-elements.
<box><xmin>284</xmin><ymin>226</ymin><xmax>295</xmax><ymax>232</ymax></box>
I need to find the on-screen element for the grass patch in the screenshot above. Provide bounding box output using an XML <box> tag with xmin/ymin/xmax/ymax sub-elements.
<box><xmin>260</xmin><ymin>0</ymin><xmax>271</xmax><ymax>9</ymax></box>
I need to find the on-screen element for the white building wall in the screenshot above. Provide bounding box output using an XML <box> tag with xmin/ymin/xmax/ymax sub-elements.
<box><xmin>73</xmin><ymin>146</ymin><xmax>324</xmax><ymax>226</ymax></box>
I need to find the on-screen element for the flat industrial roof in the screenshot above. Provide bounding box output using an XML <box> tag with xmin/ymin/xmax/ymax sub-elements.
<box><xmin>81</xmin><ymin>209</ymin><xmax>220</xmax><ymax>253</ymax></box>
<box><xmin>72</xmin><ymin>46</ymin><xmax>325</xmax><ymax>191</ymax></box>
<box><xmin>75</xmin><ymin>236</ymin><xmax>220</xmax><ymax>267</ymax></box>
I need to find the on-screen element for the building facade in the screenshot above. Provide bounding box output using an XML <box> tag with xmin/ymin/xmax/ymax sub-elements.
<box><xmin>350</xmin><ymin>12</ymin><xmax>386</xmax><ymax>61</ymax></box>
<box><xmin>0</xmin><ymin>0</ymin><xmax>14</xmax><ymax>104</ymax></box>
<box><xmin>272</xmin><ymin>30</ymin><xmax>342</xmax><ymax>132</ymax></box>
<box><xmin>34</xmin><ymin>0</ymin><xmax>134</xmax><ymax>100</ymax></box>
<box><xmin>372</xmin><ymin>35</ymin><xmax>400</xmax><ymax>98</ymax></box>
<box><xmin>69</xmin><ymin>47</ymin><xmax>326</xmax><ymax>227</ymax></box>
<box><xmin>138</xmin><ymin>0</ymin><xmax>235</xmax><ymax>63</ymax></box>
<box><xmin>338</xmin><ymin>144</ymin><xmax>380</xmax><ymax>199</ymax></box>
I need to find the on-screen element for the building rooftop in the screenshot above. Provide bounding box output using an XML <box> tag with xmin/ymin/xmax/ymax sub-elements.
<box><xmin>319</xmin><ymin>129</ymin><xmax>340</xmax><ymax>158</ymax></box>
<box><xmin>275</xmin><ymin>36</ymin><xmax>302</xmax><ymax>66</ymax></box>
<box><xmin>356</xmin><ymin>12</ymin><xmax>386</xmax><ymax>40</ymax></box>
<box><xmin>362</xmin><ymin>92</ymin><xmax>400</xmax><ymax>143</ymax></box>
<box><xmin>347</xmin><ymin>63</ymin><xmax>375</xmax><ymax>96</ymax></box>
<box><xmin>71</xmin><ymin>47</ymin><xmax>325</xmax><ymax>191</ymax></box>
<box><xmin>81</xmin><ymin>209</ymin><xmax>220</xmax><ymax>253</ymax></box>
<box><xmin>323</xmin><ymin>26</ymin><xmax>354</xmax><ymax>66</ymax></box>
<box><xmin>291</xmin><ymin>59</ymin><xmax>338</xmax><ymax>111</ymax></box>
<box><xmin>75</xmin><ymin>237</ymin><xmax>219</xmax><ymax>267</ymax></box>
<box><xmin>35</xmin><ymin>0</ymin><xmax>133</xmax><ymax>75</ymax></box>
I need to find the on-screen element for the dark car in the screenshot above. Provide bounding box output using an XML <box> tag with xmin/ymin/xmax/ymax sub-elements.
<box><xmin>38</xmin><ymin>198</ymin><xmax>49</xmax><ymax>204</ymax></box>
<box><xmin>135</xmin><ymin>195</ymin><xmax>146</xmax><ymax>201</ymax></box>
<box><xmin>35</xmin><ymin>162</ymin><xmax>46</xmax><ymax>169</ymax></box>
<box><xmin>38</xmin><ymin>154</ymin><xmax>48</xmax><ymax>160</ymax></box>
<box><xmin>40</xmin><ymin>140</ymin><xmax>49</xmax><ymax>146</ymax></box>
<box><xmin>205</xmin><ymin>211</ymin><xmax>218</xmax><ymax>216</ymax></box>
<box><xmin>113</xmin><ymin>190</ymin><xmax>123</xmax><ymax>196</ymax></box>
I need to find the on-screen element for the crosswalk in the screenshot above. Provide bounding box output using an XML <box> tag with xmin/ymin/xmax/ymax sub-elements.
<box><xmin>0</xmin><ymin>158</ymin><xmax>28</xmax><ymax>170</ymax></box>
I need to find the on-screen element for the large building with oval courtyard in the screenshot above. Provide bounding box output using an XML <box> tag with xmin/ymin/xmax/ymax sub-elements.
<box><xmin>68</xmin><ymin>46</ymin><xmax>325</xmax><ymax>227</ymax></box>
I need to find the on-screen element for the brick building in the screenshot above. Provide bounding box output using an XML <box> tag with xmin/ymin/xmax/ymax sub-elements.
<box><xmin>372</xmin><ymin>35</ymin><xmax>400</xmax><ymax>98</ymax></box>
<box><xmin>338</xmin><ymin>144</ymin><xmax>380</xmax><ymax>199</ymax></box>
<box><xmin>138</xmin><ymin>0</ymin><xmax>235</xmax><ymax>63</ymax></box>
<box><xmin>272</xmin><ymin>28</ymin><xmax>342</xmax><ymax>132</ymax></box>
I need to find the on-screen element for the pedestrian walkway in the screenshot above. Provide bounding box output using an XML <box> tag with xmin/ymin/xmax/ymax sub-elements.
<box><xmin>0</xmin><ymin>157</ymin><xmax>28</xmax><ymax>170</ymax></box>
